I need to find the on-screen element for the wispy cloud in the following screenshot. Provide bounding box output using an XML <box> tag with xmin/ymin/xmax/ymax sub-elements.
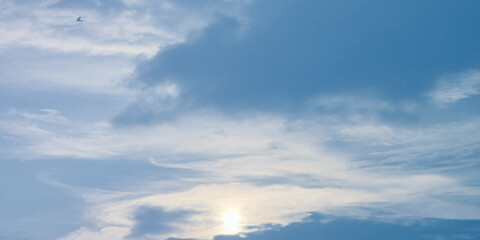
<box><xmin>7</xmin><ymin>109</ymin><xmax>70</xmax><ymax>124</ymax></box>
<box><xmin>0</xmin><ymin>0</ymin><xmax>252</xmax><ymax>102</ymax></box>
<box><xmin>52</xmin><ymin>173</ymin><xmax>478</xmax><ymax>240</ymax></box>
<box><xmin>0</xmin><ymin>0</ymin><xmax>250</xmax><ymax>57</ymax></box>
<box><xmin>429</xmin><ymin>70</ymin><xmax>480</xmax><ymax>106</ymax></box>
<box><xmin>3</xmin><ymin>2</ymin><xmax>479</xmax><ymax>239</ymax></box>
<box><xmin>309</xmin><ymin>95</ymin><xmax>393</xmax><ymax>112</ymax></box>
<box><xmin>1</xmin><ymin>98</ymin><xmax>478</xmax><ymax>239</ymax></box>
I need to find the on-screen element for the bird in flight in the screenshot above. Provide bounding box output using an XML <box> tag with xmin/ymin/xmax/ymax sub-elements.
<box><xmin>76</xmin><ymin>16</ymin><xmax>83</xmax><ymax>22</ymax></box>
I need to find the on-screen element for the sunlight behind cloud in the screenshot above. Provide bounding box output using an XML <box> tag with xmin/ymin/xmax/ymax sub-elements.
<box><xmin>221</xmin><ymin>210</ymin><xmax>241</xmax><ymax>234</ymax></box>
<box><xmin>2</xmin><ymin>1</ymin><xmax>480</xmax><ymax>240</ymax></box>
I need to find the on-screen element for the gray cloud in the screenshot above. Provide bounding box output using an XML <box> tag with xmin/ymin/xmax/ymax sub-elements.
<box><xmin>128</xmin><ymin>206</ymin><xmax>195</xmax><ymax>238</ymax></box>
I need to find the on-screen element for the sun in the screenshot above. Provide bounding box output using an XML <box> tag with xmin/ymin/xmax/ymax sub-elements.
<box><xmin>221</xmin><ymin>210</ymin><xmax>241</xmax><ymax>234</ymax></box>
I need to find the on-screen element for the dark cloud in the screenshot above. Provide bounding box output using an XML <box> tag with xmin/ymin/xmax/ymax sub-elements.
<box><xmin>214</xmin><ymin>213</ymin><xmax>480</xmax><ymax>240</ymax></box>
<box><xmin>113</xmin><ymin>0</ymin><xmax>480</xmax><ymax>126</ymax></box>
<box><xmin>134</xmin><ymin>0</ymin><xmax>480</xmax><ymax>108</ymax></box>
<box><xmin>128</xmin><ymin>206</ymin><xmax>195</xmax><ymax>238</ymax></box>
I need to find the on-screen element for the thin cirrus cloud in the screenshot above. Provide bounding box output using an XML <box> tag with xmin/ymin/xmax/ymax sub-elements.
<box><xmin>52</xmin><ymin>173</ymin><xmax>478</xmax><ymax>240</ymax></box>
<box><xmin>428</xmin><ymin>70</ymin><xmax>480</xmax><ymax>107</ymax></box>
<box><xmin>0</xmin><ymin>0</ymin><xmax>249</xmax><ymax>57</ymax></box>
<box><xmin>2</xmin><ymin>94</ymin><xmax>480</xmax><ymax>239</ymax></box>
<box><xmin>0</xmin><ymin>0</ymin><xmax>250</xmax><ymax>98</ymax></box>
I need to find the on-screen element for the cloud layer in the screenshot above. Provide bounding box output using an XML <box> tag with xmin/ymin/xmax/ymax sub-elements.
<box><xmin>2</xmin><ymin>94</ymin><xmax>479</xmax><ymax>239</ymax></box>
<box><xmin>1</xmin><ymin>1</ymin><xmax>480</xmax><ymax>240</ymax></box>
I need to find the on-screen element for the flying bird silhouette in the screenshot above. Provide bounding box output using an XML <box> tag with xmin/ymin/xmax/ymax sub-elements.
<box><xmin>76</xmin><ymin>16</ymin><xmax>83</xmax><ymax>22</ymax></box>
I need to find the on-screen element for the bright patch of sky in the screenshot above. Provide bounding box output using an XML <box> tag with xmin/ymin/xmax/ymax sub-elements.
<box><xmin>1</xmin><ymin>0</ymin><xmax>480</xmax><ymax>240</ymax></box>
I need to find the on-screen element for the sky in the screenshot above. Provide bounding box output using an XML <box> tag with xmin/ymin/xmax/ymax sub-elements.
<box><xmin>1</xmin><ymin>0</ymin><xmax>480</xmax><ymax>239</ymax></box>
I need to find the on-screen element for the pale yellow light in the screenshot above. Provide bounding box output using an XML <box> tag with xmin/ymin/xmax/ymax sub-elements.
<box><xmin>221</xmin><ymin>210</ymin><xmax>241</xmax><ymax>234</ymax></box>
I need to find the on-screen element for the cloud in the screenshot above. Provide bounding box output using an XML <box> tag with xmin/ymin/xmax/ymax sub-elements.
<box><xmin>429</xmin><ymin>70</ymin><xmax>480</xmax><ymax>106</ymax></box>
<box><xmin>0</xmin><ymin>47</ymin><xmax>136</xmax><ymax>95</ymax></box>
<box><xmin>57</xmin><ymin>226</ymin><xmax>130</xmax><ymax>240</ymax></box>
<box><xmin>308</xmin><ymin>95</ymin><xmax>393</xmax><ymax>112</ymax></box>
<box><xmin>127</xmin><ymin>207</ymin><xmax>195</xmax><ymax>238</ymax></box>
<box><xmin>130</xmin><ymin>0</ymin><xmax>480</xmax><ymax>117</ymax></box>
<box><xmin>113</xmin><ymin>82</ymin><xmax>182</xmax><ymax>125</ymax></box>
<box><xmin>2</xmin><ymin>98</ymin><xmax>477</xmax><ymax>239</ymax></box>
<box><xmin>3</xmin><ymin>2</ymin><xmax>480</xmax><ymax>240</ymax></box>
<box><xmin>52</xmin><ymin>175</ymin><xmax>479</xmax><ymax>240</ymax></box>
<box><xmin>0</xmin><ymin>0</ymin><xmax>251</xmax><ymax>57</ymax></box>
<box><xmin>213</xmin><ymin>213</ymin><xmax>480</xmax><ymax>240</ymax></box>
<box><xmin>0</xmin><ymin>0</ymin><xmax>253</xmax><ymax>106</ymax></box>
<box><xmin>7</xmin><ymin>109</ymin><xmax>70</xmax><ymax>124</ymax></box>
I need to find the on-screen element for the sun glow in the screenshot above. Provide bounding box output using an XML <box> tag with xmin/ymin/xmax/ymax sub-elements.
<box><xmin>221</xmin><ymin>210</ymin><xmax>241</xmax><ymax>234</ymax></box>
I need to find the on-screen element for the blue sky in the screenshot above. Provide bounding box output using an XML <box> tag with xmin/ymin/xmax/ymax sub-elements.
<box><xmin>1</xmin><ymin>0</ymin><xmax>480</xmax><ymax>239</ymax></box>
